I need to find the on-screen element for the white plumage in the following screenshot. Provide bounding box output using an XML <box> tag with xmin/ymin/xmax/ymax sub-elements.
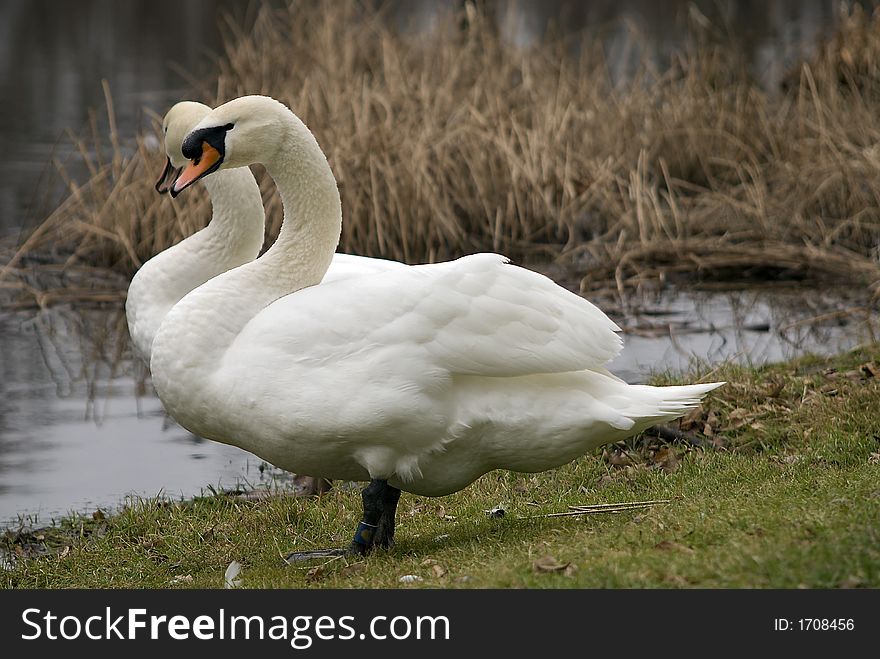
<box><xmin>154</xmin><ymin>95</ymin><xmax>722</xmax><ymax>554</ymax></box>
<box><xmin>126</xmin><ymin>101</ymin><xmax>265</xmax><ymax>362</ymax></box>
<box><xmin>126</xmin><ymin>102</ymin><xmax>403</xmax><ymax>364</ymax></box>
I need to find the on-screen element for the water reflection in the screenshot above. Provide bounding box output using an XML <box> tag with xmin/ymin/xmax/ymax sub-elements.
<box><xmin>0</xmin><ymin>308</ymin><xmax>271</xmax><ymax>529</ymax></box>
<box><xmin>498</xmin><ymin>0</ymin><xmax>838</xmax><ymax>89</ymax></box>
<box><xmin>0</xmin><ymin>0</ymin><xmax>236</xmax><ymax>236</ymax></box>
<box><xmin>1</xmin><ymin>287</ymin><xmax>876</xmax><ymax>529</ymax></box>
<box><xmin>607</xmin><ymin>288</ymin><xmax>877</xmax><ymax>382</ymax></box>
<box><xmin>0</xmin><ymin>0</ymin><xmax>868</xmax><ymax>236</ymax></box>
<box><xmin>3</xmin><ymin>0</ymin><xmax>879</xmax><ymax>527</ymax></box>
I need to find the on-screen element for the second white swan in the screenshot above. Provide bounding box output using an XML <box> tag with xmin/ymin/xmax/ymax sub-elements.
<box><xmin>157</xmin><ymin>95</ymin><xmax>722</xmax><ymax>559</ymax></box>
<box><xmin>126</xmin><ymin>101</ymin><xmax>265</xmax><ymax>362</ymax></box>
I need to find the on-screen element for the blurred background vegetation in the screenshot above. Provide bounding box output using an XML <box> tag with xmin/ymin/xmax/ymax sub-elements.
<box><xmin>3</xmin><ymin>0</ymin><xmax>880</xmax><ymax>306</ymax></box>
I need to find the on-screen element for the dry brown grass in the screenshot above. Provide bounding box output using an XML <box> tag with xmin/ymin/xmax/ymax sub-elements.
<box><xmin>0</xmin><ymin>81</ymin><xmax>216</xmax><ymax>307</ymax></box>
<box><xmin>4</xmin><ymin>1</ymin><xmax>880</xmax><ymax>309</ymax></box>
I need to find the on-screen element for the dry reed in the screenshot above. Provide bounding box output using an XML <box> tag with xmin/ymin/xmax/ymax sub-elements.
<box><xmin>3</xmin><ymin>1</ymin><xmax>880</xmax><ymax>309</ymax></box>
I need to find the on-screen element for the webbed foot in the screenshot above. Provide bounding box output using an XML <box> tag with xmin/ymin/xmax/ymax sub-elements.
<box><xmin>284</xmin><ymin>478</ymin><xmax>401</xmax><ymax>564</ymax></box>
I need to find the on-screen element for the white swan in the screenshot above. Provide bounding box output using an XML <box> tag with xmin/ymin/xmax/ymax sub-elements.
<box><xmin>156</xmin><ymin>95</ymin><xmax>723</xmax><ymax>558</ymax></box>
<box><xmin>126</xmin><ymin>101</ymin><xmax>265</xmax><ymax>362</ymax></box>
<box><xmin>126</xmin><ymin>102</ymin><xmax>404</xmax><ymax>360</ymax></box>
<box><xmin>126</xmin><ymin>101</ymin><xmax>398</xmax><ymax>496</ymax></box>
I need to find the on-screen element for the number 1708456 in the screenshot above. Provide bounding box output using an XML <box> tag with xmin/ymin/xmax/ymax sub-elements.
<box><xmin>774</xmin><ymin>618</ymin><xmax>854</xmax><ymax>631</ymax></box>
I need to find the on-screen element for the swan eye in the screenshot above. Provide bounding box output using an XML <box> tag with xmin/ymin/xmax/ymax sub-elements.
<box><xmin>224</xmin><ymin>123</ymin><xmax>235</xmax><ymax>131</ymax></box>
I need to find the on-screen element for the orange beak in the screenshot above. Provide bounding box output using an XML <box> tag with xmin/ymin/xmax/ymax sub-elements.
<box><xmin>170</xmin><ymin>142</ymin><xmax>223</xmax><ymax>197</ymax></box>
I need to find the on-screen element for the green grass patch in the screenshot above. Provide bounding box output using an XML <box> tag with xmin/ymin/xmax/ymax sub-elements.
<box><xmin>4</xmin><ymin>346</ymin><xmax>879</xmax><ymax>589</ymax></box>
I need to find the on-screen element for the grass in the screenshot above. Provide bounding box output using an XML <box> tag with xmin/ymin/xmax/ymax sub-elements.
<box><xmin>2</xmin><ymin>2</ymin><xmax>880</xmax><ymax>588</ymax></box>
<box><xmin>4</xmin><ymin>1</ymin><xmax>880</xmax><ymax>310</ymax></box>
<box><xmin>4</xmin><ymin>345</ymin><xmax>879</xmax><ymax>589</ymax></box>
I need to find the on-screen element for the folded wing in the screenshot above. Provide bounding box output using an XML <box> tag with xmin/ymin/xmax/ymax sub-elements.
<box><xmin>236</xmin><ymin>253</ymin><xmax>622</xmax><ymax>378</ymax></box>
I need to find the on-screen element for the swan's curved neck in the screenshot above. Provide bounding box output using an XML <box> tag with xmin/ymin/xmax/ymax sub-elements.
<box><xmin>198</xmin><ymin>169</ymin><xmax>265</xmax><ymax>250</ymax></box>
<box><xmin>256</xmin><ymin>125</ymin><xmax>342</xmax><ymax>291</ymax></box>
<box><xmin>126</xmin><ymin>166</ymin><xmax>264</xmax><ymax>360</ymax></box>
<box><xmin>150</xmin><ymin>110</ymin><xmax>342</xmax><ymax>385</ymax></box>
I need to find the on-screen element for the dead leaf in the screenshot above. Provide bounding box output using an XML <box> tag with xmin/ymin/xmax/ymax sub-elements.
<box><xmin>839</xmin><ymin>575</ymin><xmax>864</xmax><ymax>589</ymax></box>
<box><xmin>710</xmin><ymin>435</ymin><xmax>731</xmax><ymax>449</ymax></box>
<box><xmin>606</xmin><ymin>449</ymin><xmax>632</xmax><ymax>468</ymax></box>
<box><xmin>92</xmin><ymin>509</ymin><xmax>106</xmax><ymax>521</ymax></box>
<box><xmin>306</xmin><ymin>565</ymin><xmax>324</xmax><ymax>582</ymax></box>
<box><xmin>224</xmin><ymin>560</ymin><xmax>242</xmax><ymax>589</ymax></box>
<box><xmin>868</xmin><ymin>452</ymin><xmax>880</xmax><ymax>465</ymax></box>
<box><xmin>650</xmin><ymin>447</ymin><xmax>679</xmax><ymax>473</ymax></box>
<box><xmin>764</xmin><ymin>378</ymin><xmax>785</xmax><ymax>398</ymax></box>
<box><xmin>341</xmin><ymin>562</ymin><xmax>367</xmax><ymax>576</ymax></box>
<box><xmin>58</xmin><ymin>546</ymin><xmax>70</xmax><ymax>559</ymax></box>
<box><xmin>596</xmin><ymin>474</ymin><xmax>615</xmax><ymax>488</ymax></box>
<box><xmin>431</xmin><ymin>564</ymin><xmax>447</xmax><ymax>578</ymax></box>
<box><xmin>679</xmin><ymin>406</ymin><xmax>703</xmax><ymax>431</ymax></box>
<box><xmin>653</xmin><ymin>540</ymin><xmax>694</xmax><ymax>554</ymax></box>
<box><xmin>861</xmin><ymin>362</ymin><xmax>880</xmax><ymax>378</ymax></box>
<box><xmin>724</xmin><ymin>407</ymin><xmax>754</xmax><ymax>430</ymax></box>
<box><xmin>170</xmin><ymin>575</ymin><xmax>193</xmax><ymax>585</ymax></box>
<box><xmin>727</xmin><ymin>407</ymin><xmax>749</xmax><ymax>421</ymax></box>
<box><xmin>533</xmin><ymin>555</ymin><xmax>570</xmax><ymax>573</ymax></box>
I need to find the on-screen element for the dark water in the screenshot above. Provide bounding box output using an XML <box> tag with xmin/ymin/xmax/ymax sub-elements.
<box><xmin>1</xmin><ymin>287</ymin><xmax>875</xmax><ymax>529</ymax></box>
<box><xmin>0</xmin><ymin>0</ymin><xmax>238</xmax><ymax>237</ymax></box>
<box><xmin>1</xmin><ymin>0</ymin><xmax>877</xmax><ymax>529</ymax></box>
<box><xmin>0</xmin><ymin>0</ymin><xmax>860</xmax><ymax>237</ymax></box>
<box><xmin>0</xmin><ymin>308</ymin><xmax>279</xmax><ymax>529</ymax></box>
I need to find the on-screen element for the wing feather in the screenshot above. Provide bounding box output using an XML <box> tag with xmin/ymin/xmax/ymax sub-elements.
<box><xmin>233</xmin><ymin>253</ymin><xmax>622</xmax><ymax>377</ymax></box>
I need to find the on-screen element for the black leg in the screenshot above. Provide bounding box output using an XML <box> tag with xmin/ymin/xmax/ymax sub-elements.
<box><xmin>374</xmin><ymin>484</ymin><xmax>401</xmax><ymax>549</ymax></box>
<box><xmin>285</xmin><ymin>478</ymin><xmax>400</xmax><ymax>564</ymax></box>
<box><xmin>347</xmin><ymin>478</ymin><xmax>401</xmax><ymax>555</ymax></box>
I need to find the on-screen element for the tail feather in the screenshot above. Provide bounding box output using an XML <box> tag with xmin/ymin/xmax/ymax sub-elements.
<box><xmin>618</xmin><ymin>381</ymin><xmax>724</xmax><ymax>428</ymax></box>
<box><xmin>653</xmin><ymin>381</ymin><xmax>725</xmax><ymax>418</ymax></box>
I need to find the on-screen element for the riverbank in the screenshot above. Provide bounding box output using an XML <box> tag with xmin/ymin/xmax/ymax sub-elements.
<box><xmin>4</xmin><ymin>345</ymin><xmax>878</xmax><ymax>588</ymax></box>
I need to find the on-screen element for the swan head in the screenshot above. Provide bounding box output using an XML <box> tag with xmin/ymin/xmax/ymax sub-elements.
<box><xmin>155</xmin><ymin>101</ymin><xmax>212</xmax><ymax>194</ymax></box>
<box><xmin>170</xmin><ymin>95</ymin><xmax>295</xmax><ymax>197</ymax></box>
